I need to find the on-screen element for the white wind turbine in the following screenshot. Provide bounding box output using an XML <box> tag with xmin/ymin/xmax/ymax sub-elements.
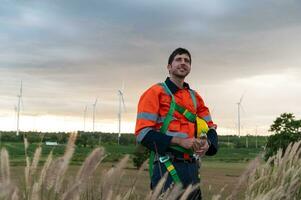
<box><xmin>92</xmin><ymin>98</ymin><xmax>98</xmax><ymax>133</ymax></box>
<box><xmin>16</xmin><ymin>81</ymin><xmax>23</xmax><ymax>136</ymax></box>
<box><xmin>117</xmin><ymin>83</ymin><xmax>126</xmax><ymax>145</ymax></box>
<box><xmin>237</xmin><ymin>93</ymin><xmax>245</xmax><ymax>138</ymax></box>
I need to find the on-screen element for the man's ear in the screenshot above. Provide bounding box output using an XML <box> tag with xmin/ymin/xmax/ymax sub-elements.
<box><xmin>167</xmin><ymin>64</ymin><xmax>171</xmax><ymax>71</ymax></box>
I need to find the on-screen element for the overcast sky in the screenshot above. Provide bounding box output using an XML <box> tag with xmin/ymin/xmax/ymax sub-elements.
<box><xmin>1</xmin><ymin>0</ymin><xmax>301</xmax><ymax>134</ymax></box>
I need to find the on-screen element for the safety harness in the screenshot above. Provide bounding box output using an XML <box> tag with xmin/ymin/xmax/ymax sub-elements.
<box><xmin>148</xmin><ymin>82</ymin><xmax>209</xmax><ymax>186</ymax></box>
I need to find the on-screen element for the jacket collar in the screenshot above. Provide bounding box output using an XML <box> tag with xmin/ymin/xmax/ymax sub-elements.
<box><xmin>164</xmin><ymin>77</ymin><xmax>190</xmax><ymax>94</ymax></box>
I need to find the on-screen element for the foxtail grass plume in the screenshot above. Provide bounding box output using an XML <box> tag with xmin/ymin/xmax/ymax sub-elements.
<box><xmin>76</xmin><ymin>147</ymin><xmax>105</xmax><ymax>182</ymax></box>
<box><xmin>23</xmin><ymin>137</ymin><xmax>28</xmax><ymax>152</ymax></box>
<box><xmin>62</xmin><ymin>147</ymin><xmax>105</xmax><ymax>199</ymax></box>
<box><xmin>100</xmin><ymin>154</ymin><xmax>129</xmax><ymax>199</ymax></box>
<box><xmin>0</xmin><ymin>148</ymin><xmax>19</xmax><ymax>199</ymax></box>
<box><xmin>227</xmin><ymin>141</ymin><xmax>301</xmax><ymax>200</ymax></box>
<box><xmin>0</xmin><ymin>148</ymin><xmax>10</xmax><ymax>184</ymax></box>
<box><xmin>179</xmin><ymin>184</ymin><xmax>194</xmax><ymax>200</ymax></box>
<box><xmin>37</xmin><ymin>150</ymin><xmax>53</xmax><ymax>188</ymax></box>
<box><xmin>54</xmin><ymin>132</ymin><xmax>77</xmax><ymax>193</ymax></box>
<box><xmin>30</xmin><ymin>146</ymin><xmax>42</xmax><ymax>176</ymax></box>
<box><xmin>148</xmin><ymin>173</ymin><xmax>168</xmax><ymax>200</ymax></box>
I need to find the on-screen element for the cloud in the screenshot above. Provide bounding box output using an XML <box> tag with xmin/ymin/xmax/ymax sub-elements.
<box><xmin>1</xmin><ymin>0</ymin><xmax>301</xmax><ymax>132</ymax></box>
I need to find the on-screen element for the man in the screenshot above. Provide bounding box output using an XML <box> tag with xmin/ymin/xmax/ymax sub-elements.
<box><xmin>135</xmin><ymin>48</ymin><xmax>218</xmax><ymax>199</ymax></box>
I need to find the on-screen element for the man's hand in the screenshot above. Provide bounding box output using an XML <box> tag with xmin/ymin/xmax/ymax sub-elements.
<box><xmin>171</xmin><ymin>137</ymin><xmax>195</xmax><ymax>149</ymax></box>
<box><xmin>193</xmin><ymin>138</ymin><xmax>209</xmax><ymax>157</ymax></box>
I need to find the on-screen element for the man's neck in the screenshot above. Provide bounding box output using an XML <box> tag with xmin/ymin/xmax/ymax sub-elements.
<box><xmin>170</xmin><ymin>76</ymin><xmax>185</xmax><ymax>89</ymax></box>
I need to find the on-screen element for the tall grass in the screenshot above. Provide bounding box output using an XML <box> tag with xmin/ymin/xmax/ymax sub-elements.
<box><xmin>227</xmin><ymin>140</ymin><xmax>301</xmax><ymax>200</ymax></box>
<box><xmin>1</xmin><ymin>133</ymin><xmax>300</xmax><ymax>199</ymax></box>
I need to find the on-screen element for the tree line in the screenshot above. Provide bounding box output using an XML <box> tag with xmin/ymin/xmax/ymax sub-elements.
<box><xmin>0</xmin><ymin>131</ymin><xmax>136</xmax><ymax>146</ymax></box>
<box><xmin>1</xmin><ymin>112</ymin><xmax>300</xmax><ymax>166</ymax></box>
<box><xmin>0</xmin><ymin>131</ymin><xmax>267</xmax><ymax>148</ymax></box>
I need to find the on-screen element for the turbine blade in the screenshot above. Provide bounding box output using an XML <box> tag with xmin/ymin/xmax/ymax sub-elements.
<box><xmin>239</xmin><ymin>90</ymin><xmax>247</xmax><ymax>104</ymax></box>
<box><xmin>239</xmin><ymin>95</ymin><xmax>244</xmax><ymax>104</ymax></box>
<box><xmin>121</xmin><ymin>80</ymin><xmax>125</xmax><ymax>92</ymax></box>
<box><xmin>121</xmin><ymin>94</ymin><xmax>126</xmax><ymax>112</ymax></box>
<box><xmin>94</xmin><ymin>97</ymin><xmax>98</xmax><ymax>106</ymax></box>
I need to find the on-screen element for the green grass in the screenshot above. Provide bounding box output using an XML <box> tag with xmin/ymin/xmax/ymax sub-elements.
<box><xmin>203</xmin><ymin>147</ymin><xmax>262</xmax><ymax>162</ymax></box>
<box><xmin>0</xmin><ymin>142</ymin><xmax>136</xmax><ymax>165</ymax></box>
<box><xmin>0</xmin><ymin>142</ymin><xmax>262</xmax><ymax>166</ymax></box>
<box><xmin>8</xmin><ymin>160</ymin><xmax>249</xmax><ymax>199</ymax></box>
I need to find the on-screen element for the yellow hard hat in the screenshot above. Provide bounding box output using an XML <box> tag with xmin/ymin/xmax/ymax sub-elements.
<box><xmin>196</xmin><ymin>117</ymin><xmax>209</xmax><ymax>138</ymax></box>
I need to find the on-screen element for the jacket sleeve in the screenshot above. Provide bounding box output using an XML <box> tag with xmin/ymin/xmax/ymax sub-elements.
<box><xmin>135</xmin><ymin>86</ymin><xmax>173</xmax><ymax>154</ymax></box>
<box><xmin>195</xmin><ymin>92</ymin><xmax>218</xmax><ymax>156</ymax></box>
<box><xmin>206</xmin><ymin>129</ymin><xmax>218</xmax><ymax>155</ymax></box>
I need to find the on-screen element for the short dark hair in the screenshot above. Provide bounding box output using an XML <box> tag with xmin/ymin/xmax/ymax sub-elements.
<box><xmin>168</xmin><ymin>48</ymin><xmax>191</xmax><ymax>65</ymax></box>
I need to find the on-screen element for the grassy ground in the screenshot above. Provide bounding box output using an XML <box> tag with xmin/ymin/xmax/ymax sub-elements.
<box><xmin>203</xmin><ymin>147</ymin><xmax>262</xmax><ymax>162</ymax></box>
<box><xmin>0</xmin><ymin>142</ymin><xmax>136</xmax><ymax>165</ymax></box>
<box><xmin>2</xmin><ymin>142</ymin><xmax>258</xmax><ymax>199</ymax></box>
<box><xmin>200</xmin><ymin>161</ymin><xmax>247</xmax><ymax>199</ymax></box>
<box><xmin>9</xmin><ymin>160</ymin><xmax>248</xmax><ymax>199</ymax></box>
<box><xmin>1</xmin><ymin>142</ymin><xmax>262</xmax><ymax>165</ymax></box>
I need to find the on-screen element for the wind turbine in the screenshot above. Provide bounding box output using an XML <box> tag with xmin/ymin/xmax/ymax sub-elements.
<box><xmin>237</xmin><ymin>93</ymin><xmax>245</xmax><ymax>138</ymax></box>
<box><xmin>16</xmin><ymin>81</ymin><xmax>23</xmax><ymax>136</ymax></box>
<box><xmin>117</xmin><ymin>83</ymin><xmax>126</xmax><ymax>145</ymax></box>
<box><xmin>92</xmin><ymin>98</ymin><xmax>98</xmax><ymax>133</ymax></box>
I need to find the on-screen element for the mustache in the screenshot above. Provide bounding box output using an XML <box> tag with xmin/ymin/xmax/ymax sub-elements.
<box><xmin>178</xmin><ymin>65</ymin><xmax>189</xmax><ymax>70</ymax></box>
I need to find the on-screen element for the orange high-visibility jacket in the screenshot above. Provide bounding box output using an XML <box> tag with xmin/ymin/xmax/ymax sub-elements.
<box><xmin>135</xmin><ymin>78</ymin><xmax>217</xmax><ymax>143</ymax></box>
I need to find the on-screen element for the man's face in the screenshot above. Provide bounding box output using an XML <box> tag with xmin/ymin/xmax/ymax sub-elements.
<box><xmin>167</xmin><ymin>53</ymin><xmax>191</xmax><ymax>79</ymax></box>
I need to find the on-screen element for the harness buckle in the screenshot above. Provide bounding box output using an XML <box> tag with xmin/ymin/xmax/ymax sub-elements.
<box><xmin>159</xmin><ymin>155</ymin><xmax>170</xmax><ymax>163</ymax></box>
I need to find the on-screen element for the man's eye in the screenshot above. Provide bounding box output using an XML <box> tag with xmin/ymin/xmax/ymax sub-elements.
<box><xmin>184</xmin><ymin>59</ymin><xmax>190</xmax><ymax>63</ymax></box>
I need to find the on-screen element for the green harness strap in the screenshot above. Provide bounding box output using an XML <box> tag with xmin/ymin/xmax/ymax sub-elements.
<box><xmin>148</xmin><ymin>82</ymin><xmax>177</xmax><ymax>179</ymax></box>
<box><xmin>148</xmin><ymin>82</ymin><xmax>197</xmax><ymax>185</ymax></box>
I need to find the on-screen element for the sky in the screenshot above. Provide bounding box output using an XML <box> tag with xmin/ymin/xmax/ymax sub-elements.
<box><xmin>1</xmin><ymin>0</ymin><xmax>301</xmax><ymax>135</ymax></box>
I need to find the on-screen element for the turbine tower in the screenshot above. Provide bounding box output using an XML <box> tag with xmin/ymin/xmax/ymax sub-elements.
<box><xmin>117</xmin><ymin>83</ymin><xmax>126</xmax><ymax>145</ymax></box>
<box><xmin>237</xmin><ymin>93</ymin><xmax>245</xmax><ymax>138</ymax></box>
<box><xmin>92</xmin><ymin>98</ymin><xmax>98</xmax><ymax>133</ymax></box>
<box><xmin>16</xmin><ymin>81</ymin><xmax>23</xmax><ymax>136</ymax></box>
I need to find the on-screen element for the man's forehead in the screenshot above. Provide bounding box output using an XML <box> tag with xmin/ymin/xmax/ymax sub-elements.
<box><xmin>174</xmin><ymin>54</ymin><xmax>190</xmax><ymax>59</ymax></box>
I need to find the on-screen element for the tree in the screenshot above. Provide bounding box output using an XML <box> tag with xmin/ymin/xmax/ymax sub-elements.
<box><xmin>132</xmin><ymin>145</ymin><xmax>150</xmax><ymax>169</ymax></box>
<box><xmin>265</xmin><ymin>113</ymin><xmax>301</xmax><ymax>160</ymax></box>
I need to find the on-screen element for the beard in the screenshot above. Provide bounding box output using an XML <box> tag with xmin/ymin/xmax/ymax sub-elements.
<box><xmin>174</xmin><ymin>73</ymin><xmax>187</xmax><ymax>79</ymax></box>
<box><xmin>172</xmin><ymin>69</ymin><xmax>190</xmax><ymax>79</ymax></box>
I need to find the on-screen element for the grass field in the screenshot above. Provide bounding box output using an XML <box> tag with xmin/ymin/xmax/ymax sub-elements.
<box><xmin>8</xmin><ymin>160</ymin><xmax>248</xmax><ymax>199</ymax></box>
<box><xmin>0</xmin><ymin>142</ymin><xmax>262</xmax><ymax>165</ymax></box>
<box><xmin>200</xmin><ymin>161</ymin><xmax>247</xmax><ymax>199</ymax></box>
<box><xmin>203</xmin><ymin>147</ymin><xmax>262</xmax><ymax>162</ymax></box>
<box><xmin>0</xmin><ymin>142</ymin><xmax>136</xmax><ymax>165</ymax></box>
<box><xmin>1</xmin><ymin>141</ymin><xmax>260</xmax><ymax>199</ymax></box>
<box><xmin>2</xmin><ymin>137</ymin><xmax>300</xmax><ymax>199</ymax></box>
